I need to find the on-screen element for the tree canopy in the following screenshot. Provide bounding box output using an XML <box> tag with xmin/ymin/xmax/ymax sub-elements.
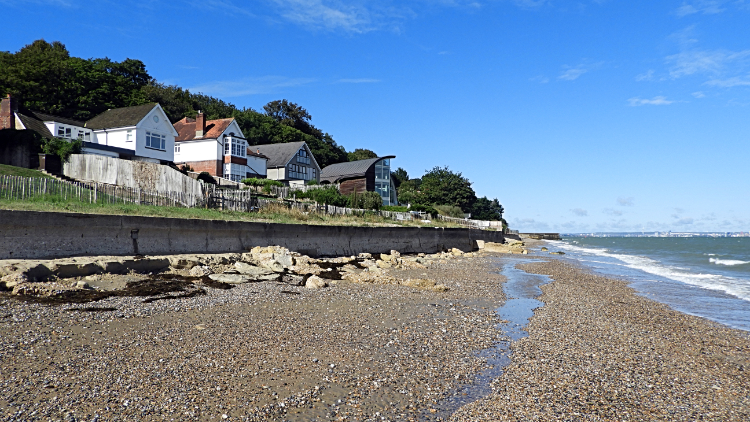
<box><xmin>347</xmin><ymin>148</ymin><xmax>378</xmax><ymax>162</ymax></box>
<box><xmin>0</xmin><ymin>39</ymin><xmax>349</xmax><ymax>167</ymax></box>
<box><xmin>419</xmin><ymin>166</ymin><xmax>477</xmax><ymax>211</ymax></box>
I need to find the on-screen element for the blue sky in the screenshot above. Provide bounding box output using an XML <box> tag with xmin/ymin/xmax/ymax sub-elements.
<box><xmin>2</xmin><ymin>0</ymin><xmax>749</xmax><ymax>233</ymax></box>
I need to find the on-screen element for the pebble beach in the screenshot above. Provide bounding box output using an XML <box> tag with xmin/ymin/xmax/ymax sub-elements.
<box><xmin>1</xmin><ymin>243</ymin><xmax>749</xmax><ymax>421</ymax></box>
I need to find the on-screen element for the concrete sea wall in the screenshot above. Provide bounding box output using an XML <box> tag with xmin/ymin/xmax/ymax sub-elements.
<box><xmin>0</xmin><ymin>210</ymin><xmax>505</xmax><ymax>260</ymax></box>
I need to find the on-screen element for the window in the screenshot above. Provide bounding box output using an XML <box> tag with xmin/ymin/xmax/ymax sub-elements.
<box><xmin>76</xmin><ymin>130</ymin><xmax>91</xmax><ymax>141</ymax></box>
<box><xmin>224</xmin><ymin>164</ymin><xmax>245</xmax><ymax>182</ymax></box>
<box><xmin>312</xmin><ymin>168</ymin><xmax>317</xmax><ymax>179</ymax></box>
<box><xmin>57</xmin><ymin>126</ymin><xmax>72</xmax><ymax>139</ymax></box>
<box><xmin>224</xmin><ymin>137</ymin><xmax>246</xmax><ymax>157</ymax></box>
<box><xmin>146</xmin><ymin>131</ymin><xmax>166</xmax><ymax>150</ymax></box>
<box><xmin>126</xmin><ymin>130</ymin><xmax>133</xmax><ymax>142</ymax></box>
<box><xmin>174</xmin><ymin>144</ymin><xmax>180</xmax><ymax>153</ymax></box>
<box><xmin>297</xmin><ymin>148</ymin><xmax>310</xmax><ymax>164</ymax></box>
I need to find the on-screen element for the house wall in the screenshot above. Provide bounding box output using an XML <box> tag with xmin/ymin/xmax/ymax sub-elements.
<box><xmin>44</xmin><ymin>122</ymin><xmax>91</xmax><ymax>141</ymax></box>
<box><xmin>178</xmin><ymin>159</ymin><xmax>223</xmax><ymax>176</ymax></box>
<box><xmin>267</xmin><ymin>167</ymin><xmax>285</xmax><ymax>181</ymax></box>
<box><xmin>134</xmin><ymin>107</ymin><xmax>175</xmax><ymax>162</ymax></box>
<box><xmin>339</xmin><ymin>177</ymin><xmax>368</xmax><ymax>196</ymax></box>
<box><xmin>246</xmin><ymin>155</ymin><xmax>267</xmax><ymax>177</ymax></box>
<box><xmin>0</xmin><ymin>210</ymin><xmax>506</xmax><ymax>259</ymax></box>
<box><xmin>174</xmin><ymin>139</ymin><xmax>221</xmax><ymax>163</ymax></box>
<box><xmin>91</xmin><ymin>127</ymin><xmax>136</xmax><ymax>152</ymax></box>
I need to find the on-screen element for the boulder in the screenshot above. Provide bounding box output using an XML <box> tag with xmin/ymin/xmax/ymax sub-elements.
<box><xmin>258</xmin><ymin>259</ymin><xmax>284</xmax><ymax>273</ymax></box>
<box><xmin>55</xmin><ymin>262</ymin><xmax>104</xmax><ymax>279</ymax></box>
<box><xmin>475</xmin><ymin>240</ymin><xmax>485</xmax><ymax>249</ymax></box>
<box><xmin>75</xmin><ymin>280</ymin><xmax>91</xmax><ymax>289</ymax></box>
<box><xmin>377</xmin><ymin>261</ymin><xmax>392</xmax><ymax>269</ymax></box>
<box><xmin>550</xmin><ymin>251</ymin><xmax>565</xmax><ymax>255</ymax></box>
<box><xmin>234</xmin><ymin>262</ymin><xmax>275</xmax><ymax>276</ymax></box>
<box><xmin>358</xmin><ymin>253</ymin><xmax>373</xmax><ymax>259</ymax></box>
<box><xmin>541</xmin><ymin>247</ymin><xmax>549</xmax><ymax>251</ymax></box>
<box><xmin>281</xmin><ymin>274</ymin><xmax>306</xmax><ymax>286</ymax></box>
<box><xmin>208</xmin><ymin>274</ymin><xmax>255</xmax><ymax>284</ymax></box>
<box><xmin>390</xmin><ymin>250</ymin><xmax>401</xmax><ymax>258</ymax></box>
<box><xmin>275</xmin><ymin>253</ymin><xmax>295</xmax><ymax>268</ymax></box>
<box><xmin>189</xmin><ymin>266</ymin><xmax>213</xmax><ymax>277</ymax></box>
<box><xmin>305</xmin><ymin>275</ymin><xmax>328</xmax><ymax>289</ymax></box>
<box><xmin>451</xmin><ymin>248</ymin><xmax>464</xmax><ymax>256</ymax></box>
<box><xmin>169</xmin><ymin>256</ymin><xmax>200</xmax><ymax>270</ymax></box>
<box><xmin>380</xmin><ymin>253</ymin><xmax>392</xmax><ymax>262</ymax></box>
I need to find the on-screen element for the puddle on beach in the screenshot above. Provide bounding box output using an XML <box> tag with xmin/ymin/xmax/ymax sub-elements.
<box><xmin>427</xmin><ymin>258</ymin><xmax>551</xmax><ymax>420</ymax></box>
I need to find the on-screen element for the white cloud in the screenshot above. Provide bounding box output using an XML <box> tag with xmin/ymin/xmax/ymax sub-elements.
<box><xmin>667</xmin><ymin>49</ymin><xmax>750</xmax><ymax>78</ymax></box>
<box><xmin>529</xmin><ymin>75</ymin><xmax>550</xmax><ymax>83</ymax></box>
<box><xmin>190</xmin><ymin>76</ymin><xmax>317</xmax><ymax>97</ymax></box>
<box><xmin>198</xmin><ymin>0</ymin><xmax>256</xmax><ymax>17</ymax></box>
<box><xmin>692</xmin><ymin>91</ymin><xmax>706</xmax><ymax>98</ymax></box>
<box><xmin>636</xmin><ymin>70</ymin><xmax>655</xmax><ymax>81</ymax></box>
<box><xmin>675</xmin><ymin>1</ymin><xmax>727</xmax><ymax>17</ymax></box>
<box><xmin>571</xmin><ymin>208</ymin><xmax>588</xmax><ymax>217</ymax></box>
<box><xmin>269</xmin><ymin>0</ymin><xmax>374</xmax><ymax>32</ymax></box>
<box><xmin>337</xmin><ymin>78</ymin><xmax>380</xmax><ymax>83</ymax></box>
<box><xmin>558</xmin><ymin>66</ymin><xmax>588</xmax><ymax>81</ymax></box>
<box><xmin>704</xmin><ymin>76</ymin><xmax>750</xmax><ymax>87</ymax></box>
<box><xmin>627</xmin><ymin>96</ymin><xmax>675</xmax><ymax>106</ymax></box>
<box><xmin>617</xmin><ymin>196</ymin><xmax>634</xmax><ymax>206</ymax></box>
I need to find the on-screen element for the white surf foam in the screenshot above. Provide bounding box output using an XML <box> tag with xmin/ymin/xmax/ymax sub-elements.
<box><xmin>710</xmin><ymin>258</ymin><xmax>750</xmax><ymax>266</ymax></box>
<box><xmin>549</xmin><ymin>240</ymin><xmax>750</xmax><ymax>302</ymax></box>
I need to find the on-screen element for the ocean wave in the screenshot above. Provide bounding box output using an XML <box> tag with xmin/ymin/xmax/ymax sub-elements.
<box><xmin>710</xmin><ymin>258</ymin><xmax>750</xmax><ymax>266</ymax></box>
<box><xmin>551</xmin><ymin>240</ymin><xmax>750</xmax><ymax>302</ymax></box>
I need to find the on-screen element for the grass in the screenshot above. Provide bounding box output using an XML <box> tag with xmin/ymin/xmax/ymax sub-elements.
<box><xmin>0</xmin><ymin>164</ymin><xmax>53</xmax><ymax>179</ymax></box>
<box><xmin>0</xmin><ymin>196</ymin><xmax>463</xmax><ymax>228</ymax></box>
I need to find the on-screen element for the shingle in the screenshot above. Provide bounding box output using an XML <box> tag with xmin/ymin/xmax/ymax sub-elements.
<box><xmin>320</xmin><ymin>156</ymin><xmax>395</xmax><ymax>183</ymax></box>
<box><xmin>85</xmin><ymin>103</ymin><xmax>157</xmax><ymax>129</ymax></box>
<box><xmin>29</xmin><ymin>111</ymin><xmax>85</xmax><ymax>127</ymax></box>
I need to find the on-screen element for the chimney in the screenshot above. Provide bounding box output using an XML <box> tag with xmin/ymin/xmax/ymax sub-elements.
<box><xmin>1</xmin><ymin>94</ymin><xmax>18</xmax><ymax>130</ymax></box>
<box><xmin>195</xmin><ymin>111</ymin><xmax>205</xmax><ymax>137</ymax></box>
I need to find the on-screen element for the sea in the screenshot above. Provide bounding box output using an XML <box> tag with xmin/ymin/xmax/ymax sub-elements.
<box><xmin>546</xmin><ymin>237</ymin><xmax>750</xmax><ymax>332</ymax></box>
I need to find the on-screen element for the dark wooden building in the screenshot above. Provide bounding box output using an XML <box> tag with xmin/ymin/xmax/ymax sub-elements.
<box><xmin>320</xmin><ymin>156</ymin><xmax>398</xmax><ymax>206</ymax></box>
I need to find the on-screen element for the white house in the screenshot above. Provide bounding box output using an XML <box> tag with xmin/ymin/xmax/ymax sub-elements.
<box><xmin>173</xmin><ymin>113</ymin><xmax>268</xmax><ymax>183</ymax></box>
<box><xmin>84</xmin><ymin>103</ymin><xmax>177</xmax><ymax>163</ymax></box>
<box><xmin>0</xmin><ymin>96</ymin><xmax>177</xmax><ymax>164</ymax></box>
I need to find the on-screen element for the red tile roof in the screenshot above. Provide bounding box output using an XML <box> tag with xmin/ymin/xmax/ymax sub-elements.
<box><xmin>174</xmin><ymin>117</ymin><xmax>236</xmax><ymax>141</ymax></box>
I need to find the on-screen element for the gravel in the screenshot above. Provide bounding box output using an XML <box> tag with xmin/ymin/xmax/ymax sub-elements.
<box><xmin>0</xmin><ymin>254</ymin><xmax>507</xmax><ymax>421</ymax></box>
<box><xmin>450</xmin><ymin>257</ymin><xmax>750</xmax><ymax>421</ymax></box>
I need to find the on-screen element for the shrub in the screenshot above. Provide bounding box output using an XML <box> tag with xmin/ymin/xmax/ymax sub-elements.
<box><xmin>296</xmin><ymin>186</ymin><xmax>348</xmax><ymax>207</ymax></box>
<box><xmin>381</xmin><ymin>205</ymin><xmax>409</xmax><ymax>212</ymax></box>
<box><xmin>433</xmin><ymin>205</ymin><xmax>464</xmax><ymax>218</ymax></box>
<box><xmin>41</xmin><ymin>137</ymin><xmax>82</xmax><ymax>163</ymax></box>
<box><xmin>242</xmin><ymin>177</ymin><xmax>265</xmax><ymax>187</ymax></box>
<box><xmin>348</xmin><ymin>191</ymin><xmax>382</xmax><ymax>210</ymax></box>
<box><xmin>307</xmin><ymin>179</ymin><xmax>319</xmax><ymax>185</ymax></box>
<box><xmin>197</xmin><ymin>172</ymin><xmax>217</xmax><ymax>185</ymax></box>
<box><xmin>179</xmin><ymin>164</ymin><xmax>194</xmax><ymax>174</ymax></box>
<box><xmin>409</xmin><ymin>204</ymin><xmax>438</xmax><ymax>217</ymax></box>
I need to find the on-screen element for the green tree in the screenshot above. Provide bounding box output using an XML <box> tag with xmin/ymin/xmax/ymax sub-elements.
<box><xmin>347</xmin><ymin>148</ymin><xmax>378</xmax><ymax>161</ymax></box>
<box><xmin>391</xmin><ymin>167</ymin><xmax>409</xmax><ymax>188</ymax></box>
<box><xmin>471</xmin><ymin>196</ymin><xmax>504</xmax><ymax>221</ymax></box>
<box><xmin>420</xmin><ymin>166</ymin><xmax>476</xmax><ymax>212</ymax></box>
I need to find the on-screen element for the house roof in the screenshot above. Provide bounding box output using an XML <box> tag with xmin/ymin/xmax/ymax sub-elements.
<box><xmin>14</xmin><ymin>112</ymin><xmax>54</xmax><ymax>139</ymax></box>
<box><xmin>254</xmin><ymin>141</ymin><xmax>311</xmax><ymax>168</ymax></box>
<box><xmin>245</xmin><ymin>147</ymin><xmax>269</xmax><ymax>160</ymax></box>
<box><xmin>85</xmin><ymin>103</ymin><xmax>157</xmax><ymax>130</ymax></box>
<box><xmin>30</xmin><ymin>111</ymin><xmax>86</xmax><ymax>127</ymax></box>
<box><xmin>173</xmin><ymin>117</ymin><xmax>236</xmax><ymax>141</ymax></box>
<box><xmin>320</xmin><ymin>156</ymin><xmax>395</xmax><ymax>183</ymax></box>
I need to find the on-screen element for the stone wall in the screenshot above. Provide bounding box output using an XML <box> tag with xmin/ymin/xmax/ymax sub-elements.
<box><xmin>63</xmin><ymin>154</ymin><xmax>203</xmax><ymax>197</ymax></box>
<box><xmin>0</xmin><ymin>210</ymin><xmax>505</xmax><ymax>259</ymax></box>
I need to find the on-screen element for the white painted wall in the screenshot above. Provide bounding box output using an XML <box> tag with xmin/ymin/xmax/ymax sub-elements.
<box><xmin>43</xmin><ymin>122</ymin><xmax>92</xmax><ymax>141</ymax></box>
<box><xmin>91</xmin><ymin>127</ymin><xmax>135</xmax><ymax>151</ymax></box>
<box><xmin>174</xmin><ymin>139</ymin><xmax>221</xmax><ymax>162</ymax></box>
<box><xmin>246</xmin><ymin>155</ymin><xmax>267</xmax><ymax>177</ymax></box>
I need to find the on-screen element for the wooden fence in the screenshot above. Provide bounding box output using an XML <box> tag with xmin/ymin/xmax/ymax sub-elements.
<box><xmin>0</xmin><ymin>175</ymin><xmax>204</xmax><ymax>208</ymax></box>
<box><xmin>2</xmin><ymin>174</ymin><xmax>504</xmax><ymax>229</ymax></box>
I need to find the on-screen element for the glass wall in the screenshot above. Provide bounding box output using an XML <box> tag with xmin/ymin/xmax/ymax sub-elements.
<box><xmin>374</xmin><ymin>158</ymin><xmax>392</xmax><ymax>206</ymax></box>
